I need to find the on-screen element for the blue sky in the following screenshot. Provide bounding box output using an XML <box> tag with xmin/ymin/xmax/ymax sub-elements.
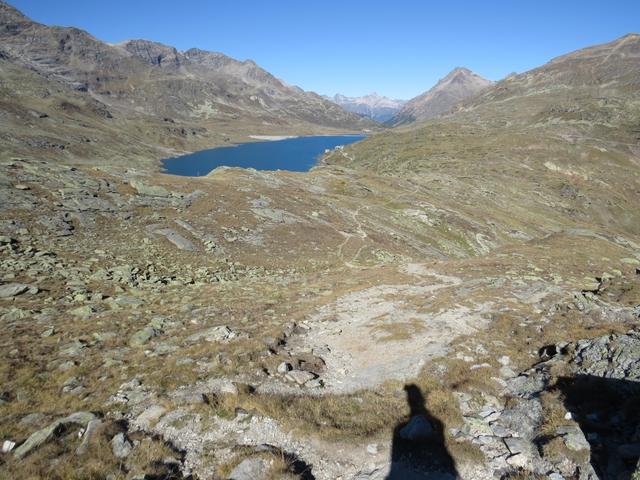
<box><xmin>10</xmin><ymin>0</ymin><xmax>640</xmax><ymax>99</ymax></box>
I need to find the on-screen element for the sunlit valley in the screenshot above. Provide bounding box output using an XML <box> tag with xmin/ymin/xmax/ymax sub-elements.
<box><xmin>1</xmin><ymin>2</ymin><xmax>639</xmax><ymax>479</ymax></box>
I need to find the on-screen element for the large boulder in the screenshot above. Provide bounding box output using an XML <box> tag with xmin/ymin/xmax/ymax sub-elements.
<box><xmin>14</xmin><ymin>411</ymin><xmax>96</xmax><ymax>459</ymax></box>
<box><xmin>228</xmin><ymin>457</ymin><xmax>268</xmax><ymax>480</ymax></box>
<box><xmin>0</xmin><ymin>283</ymin><xmax>28</xmax><ymax>298</ymax></box>
<box><xmin>129</xmin><ymin>179</ymin><xmax>170</xmax><ymax>197</ymax></box>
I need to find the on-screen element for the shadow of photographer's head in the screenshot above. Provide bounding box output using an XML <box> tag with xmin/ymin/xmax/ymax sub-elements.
<box><xmin>404</xmin><ymin>383</ymin><xmax>427</xmax><ymax>416</ymax></box>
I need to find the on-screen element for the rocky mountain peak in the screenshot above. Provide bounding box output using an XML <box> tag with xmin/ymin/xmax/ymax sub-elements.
<box><xmin>119</xmin><ymin>39</ymin><xmax>181</xmax><ymax>68</ymax></box>
<box><xmin>326</xmin><ymin>92</ymin><xmax>407</xmax><ymax>122</ymax></box>
<box><xmin>0</xmin><ymin>0</ymin><xmax>34</xmax><ymax>32</ymax></box>
<box><xmin>388</xmin><ymin>67</ymin><xmax>492</xmax><ymax>125</ymax></box>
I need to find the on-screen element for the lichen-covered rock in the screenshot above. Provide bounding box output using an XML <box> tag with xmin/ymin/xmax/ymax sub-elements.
<box><xmin>228</xmin><ymin>457</ymin><xmax>268</xmax><ymax>480</ymax></box>
<box><xmin>130</xmin><ymin>180</ymin><xmax>170</xmax><ymax>197</ymax></box>
<box><xmin>129</xmin><ymin>326</ymin><xmax>159</xmax><ymax>347</ymax></box>
<box><xmin>0</xmin><ymin>283</ymin><xmax>28</xmax><ymax>298</ymax></box>
<box><xmin>14</xmin><ymin>412</ymin><xmax>96</xmax><ymax>459</ymax></box>
<box><xmin>110</xmin><ymin>432</ymin><xmax>132</xmax><ymax>458</ymax></box>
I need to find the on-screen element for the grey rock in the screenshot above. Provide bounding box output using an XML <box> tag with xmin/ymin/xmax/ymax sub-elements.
<box><xmin>277</xmin><ymin>361</ymin><xmax>292</xmax><ymax>374</ymax></box>
<box><xmin>14</xmin><ymin>411</ymin><xmax>96</xmax><ymax>458</ymax></box>
<box><xmin>2</xmin><ymin>440</ymin><xmax>15</xmax><ymax>453</ymax></box>
<box><xmin>41</xmin><ymin>327</ymin><xmax>55</xmax><ymax>338</ymax></box>
<box><xmin>153</xmin><ymin>228</ymin><xmax>197</xmax><ymax>251</ymax></box>
<box><xmin>136</xmin><ymin>405</ymin><xmax>166</xmax><ymax>429</ymax></box>
<box><xmin>19</xmin><ymin>413</ymin><xmax>47</xmax><ymax>427</ymax></box>
<box><xmin>38</xmin><ymin>214</ymin><xmax>74</xmax><ymax>236</ymax></box>
<box><xmin>0</xmin><ymin>235</ymin><xmax>15</xmax><ymax>245</ymax></box>
<box><xmin>59</xmin><ymin>340</ymin><xmax>87</xmax><ymax>356</ymax></box>
<box><xmin>110</xmin><ymin>432</ymin><xmax>132</xmax><ymax>458</ymax></box>
<box><xmin>93</xmin><ymin>331</ymin><xmax>116</xmax><ymax>342</ymax></box>
<box><xmin>149</xmin><ymin>316</ymin><xmax>177</xmax><ymax>330</ymax></box>
<box><xmin>505</xmin><ymin>372</ymin><xmax>548</xmax><ymax>397</ymax></box>
<box><xmin>632</xmin><ymin>458</ymin><xmax>640</xmax><ymax>480</ymax></box>
<box><xmin>461</xmin><ymin>416</ymin><xmax>494</xmax><ymax>437</ymax></box>
<box><xmin>58</xmin><ymin>360</ymin><xmax>77</xmax><ymax>370</ymax></box>
<box><xmin>170</xmin><ymin>390</ymin><xmax>206</xmax><ymax>405</ymax></box>
<box><xmin>228</xmin><ymin>457</ymin><xmax>267</xmax><ymax>480</ymax></box>
<box><xmin>69</xmin><ymin>305</ymin><xmax>95</xmax><ymax>318</ymax></box>
<box><xmin>285</xmin><ymin>370</ymin><xmax>317</xmax><ymax>385</ymax></box>
<box><xmin>573</xmin><ymin>332</ymin><xmax>640</xmax><ymax>380</ymax></box>
<box><xmin>503</xmin><ymin>436</ymin><xmax>531</xmax><ymax>455</ymax></box>
<box><xmin>0</xmin><ymin>283</ymin><xmax>29</xmax><ymax>298</ymax></box>
<box><xmin>499</xmin><ymin>366</ymin><xmax>518</xmax><ymax>378</ymax></box>
<box><xmin>110</xmin><ymin>296</ymin><xmax>144</xmax><ymax>308</ymax></box>
<box><xmin>557</xmin><ymin>425</ymin><xmax>591</xmax><ymax>451</ymax></box>
<box><xmin>505</xmin><ymin>452</ymin><xmax>529</xmax><ymax>468</ymax></box>
<box><xmin>494</xmin><ymin>398</ymin><xmax>542</xmax><ymax>439</ymax></box>
<box><xmin>306</xmin><ymin>379</ymin><xmax>324</xmax><ymax>388</ymax></box>
<box><xmin>130</xmin><ymin>180</ymin><xmax>170</xmax><ymax>197</ymax></box>
<box><xmin>129</xmin><ymin>326</ymin><xmax>159</xmax><ymax>347</ymax></box>
<box><xmin>188</xmin><ymin>325</ymin><xmax>236</xmax><ymax>343</ymax></box>
<box><xmin>76</xmin><ymin>418</ymin><xmax>102</xmax><ymax>455</ymax></box>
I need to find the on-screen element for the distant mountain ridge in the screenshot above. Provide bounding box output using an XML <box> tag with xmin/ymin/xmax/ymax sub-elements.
<box><xmin>325</xmin><ymin>92</ymin><xmax>406</xmax><ymax>122</ymax></box>
<box><xmin>389</xmin><ymin>67</ymin><xmax>493</xmax><ymax>125</ymax></box>
<box><xmin>0</xmin><ymin>1</ymin><xmax>372</xmax><ymax>159</ymax></box>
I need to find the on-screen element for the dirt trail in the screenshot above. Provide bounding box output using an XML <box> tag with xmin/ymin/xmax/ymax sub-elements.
<box><xmin>295</xmin><ymin>265</ymin><xmax>491</xmax><ymax>393</ymax></box>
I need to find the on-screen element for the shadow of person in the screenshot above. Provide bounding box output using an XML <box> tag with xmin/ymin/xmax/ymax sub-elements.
<box><xmin>556</xmin><ymin>375</ymin><xmax>640</xmax><ymax>480</ymax></box>
<box><xmin>386</xmin><ymin>384</ymin><xmax>458</xmax><ymax>479</ymax></box>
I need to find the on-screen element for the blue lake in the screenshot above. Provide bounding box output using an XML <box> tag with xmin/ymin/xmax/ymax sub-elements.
<box><xmin>162</xmin><ymin>134</ymin><xmax>364</xmax><ymax>176</ymax></box>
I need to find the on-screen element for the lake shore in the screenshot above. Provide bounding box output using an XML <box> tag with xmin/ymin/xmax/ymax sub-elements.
<box><xmin>248</xmin><ymin>135</ymin><xmax>298</xmax><ymax>141</ymax></box>
<box><xmin>163</xmin><ymin>134</ymin><xmax>364</xmax><ymax>176</ymax></box>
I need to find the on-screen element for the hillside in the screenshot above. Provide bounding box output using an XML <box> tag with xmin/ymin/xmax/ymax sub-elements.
<box><xmin>0</xmin><ymin>1</ymin><xmax>372</xmax><ymax>167</ymax></box>
<box><xmin>334</xmin><ymin>35</ymin><xmax>640</xmax><ymax>237</ymax></box>
<box><xmin>388</xmin><ymin>67</ymin><xmax>492</xmax><ymax>125</ymax></box>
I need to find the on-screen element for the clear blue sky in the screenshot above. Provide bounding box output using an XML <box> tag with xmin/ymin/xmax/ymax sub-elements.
<box><xmin>10</xmin><ymin>0</ymin><xmax>640</xmax><ymax>99</ymax></box>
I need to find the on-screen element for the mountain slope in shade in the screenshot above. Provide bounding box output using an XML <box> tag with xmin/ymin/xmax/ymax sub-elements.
<box><xmin>0</xmin><ymin>1</ymin><xmax>372</xmax><ymax>166</ymax></box>
<box><xmin>389</xmin><ymin>67</ymin><xmax>493</xmax><ymax>125</ymax></box>
<box><xmin>325</xmin><ymin>92</ymin><xmax>406</xmax><ymax>122</ymax></box>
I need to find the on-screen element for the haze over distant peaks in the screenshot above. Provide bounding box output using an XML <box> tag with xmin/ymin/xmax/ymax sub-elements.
<box><xmin>389</xmin><ymin>67</ymin><xmax>493</xmax><ymax>125</ymax></box>
<box><xmin>325</xmin><ymin>92</ymin><xmax>407</xmax><ymax>123</ymax></box>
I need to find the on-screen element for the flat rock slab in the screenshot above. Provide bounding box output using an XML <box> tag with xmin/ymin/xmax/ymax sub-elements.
<box><xmin>153</xmin><ymin>228</ymin><xmax>198</xmax><ymax>251</ymax></box>
<box><xmin>0</xmin><ymin>283</ymin><xmax>29</xmax><ymax>298</ymax></box>
<box><xmin>130</xmin><ymin>179</ymin><xmax>170</xmax><ymax>197</ymax></box>
<box><xmin>14</xmin><ymin>411</ymin><xmax>96</xmax><ymax>458</ymax></box>
<box><xmin>229</xmin><ymin>457</ymin><xmax>268</xmax><ymax>480</ymax></box>
<box><xmin>285</xmin><ymin>370</ymin><xmax>317</xmax><ymax>385</ymax></box>
<box><xmin>187</xmin><ymin>325</ymin><xmax>236</xmax><ymax>343</ymax></box>
<box><xmin>135</xmin><ymin>405</ymin><xmax>167</xmax><ymax>430</ymax></box>
<box><xmin>298</xmin><ymin>267</ymin><xmax>490</xmax><ymax>393</ymax></box>
<box><xmin>111</xmin><ymin>432</ymin><xmax>132</xmax><ymax>458</ymax></box>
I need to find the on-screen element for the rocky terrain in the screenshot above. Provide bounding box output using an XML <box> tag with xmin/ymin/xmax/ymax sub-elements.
<box><xmin>388</xmin><ymin>67</ymin><xmax>492</xmax><ymax>126</ymax></box>
<box><xmin>0</xmin><ymin>2</ymin><xmax>639</xmax><ymax>480</ymax></box>
<box><xmin>324</xmin><ymin>93</ymin><xmax>406</xmax><ymax>123</ymax></box>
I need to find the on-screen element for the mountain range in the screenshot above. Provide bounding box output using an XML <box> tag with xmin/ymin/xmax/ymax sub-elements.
<box><xmin>324</xmin><ymin>92</ymin><xmax>406</xmax><ymax>122</ymax></box>
<box><xmin>0</xmin><ymin>1</ymin><xmax>373</xmax><ymax>165</ymax></box>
